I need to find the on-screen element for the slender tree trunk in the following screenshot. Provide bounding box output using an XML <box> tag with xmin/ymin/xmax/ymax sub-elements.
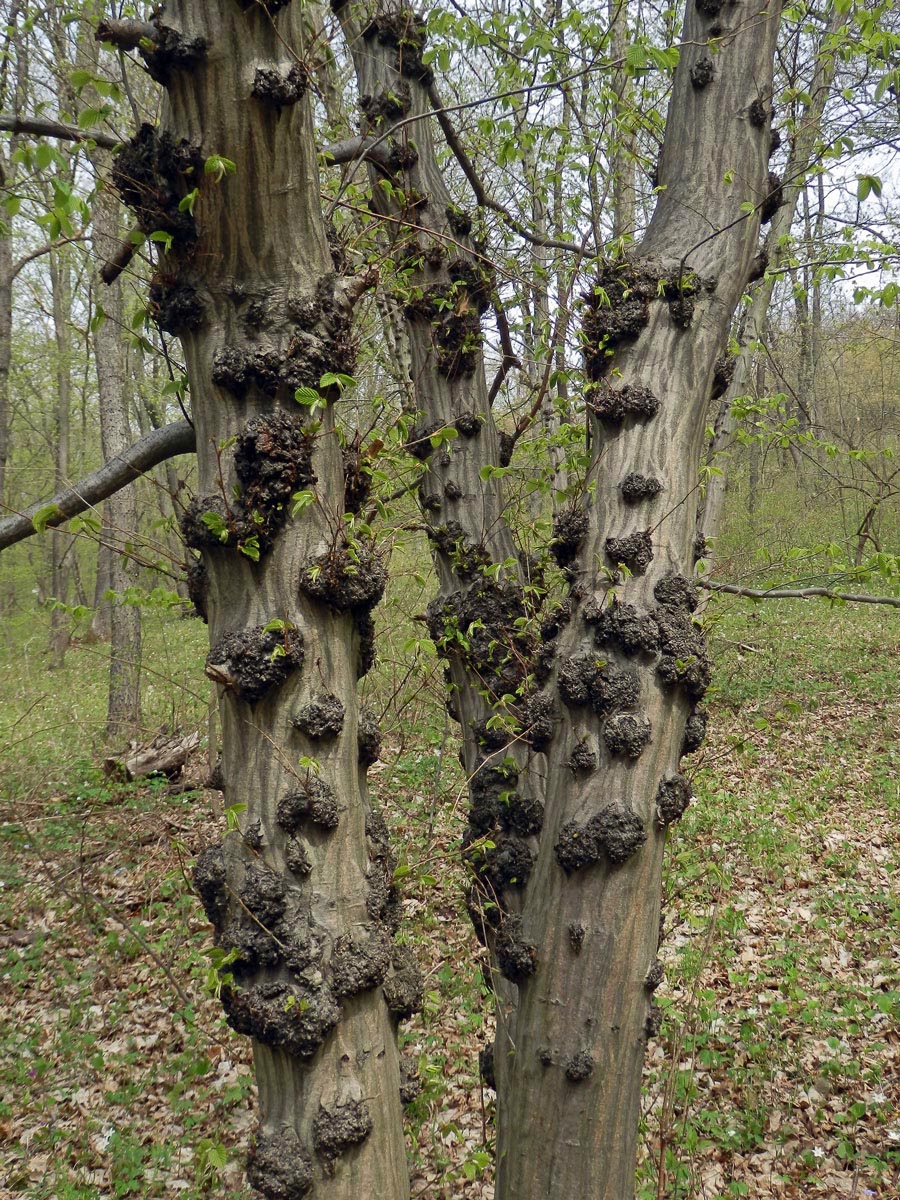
<box><xmin>100</xmin><ymin>6</ymin><xmax>412</xmax><ymax>1196</ymax></box>
<box><xmin>48</xmin><ymin>248</ymin><xmax>72</xmax><ymax>668</ymax></box>
<box><xmin>339</xmin><ymin>3</ymin><xmax>779</xmax><ymax>1197</ymax></box>
<box><xmin>93</xmin><ymin>166</ymin><xmax>143</xmax><ymax>738</ymax></box>
<box><xmin>698</xmin><ymin>4</ymin><xmax>847</xmax><ymax>562</ymax></box>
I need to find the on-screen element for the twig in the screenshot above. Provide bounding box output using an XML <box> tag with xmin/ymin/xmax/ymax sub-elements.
<box><xmin>698</xmin><ymin>580</ymin><xmax>900</xmax><ymax>608</ymax></box>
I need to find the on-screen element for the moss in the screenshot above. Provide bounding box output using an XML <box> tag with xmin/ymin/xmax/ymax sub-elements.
<box><xmin>565</xmin><ymin>1050</ymin><xmax>594</xmax><ymax>1082</ymax></box>
<box><xmin>711</xmin><ymin>352</ymin><xmax>736</xmax><ymax>400</ymax></box>
<box><xmin>555</xmin><ymin>803</ymin><xmax>646</xmax><ymax>871</ymax></box>
<box><xmin>234</xmin><ymin>412</ymin><xmax>315</xmax><ymax>548</ymax></box>
<box><xmin>567</xmin><ymin>740</ymin><xmax>597</xmax><ymax>773</ymax></box>
<box><xmin>761</xmin><ymin>171</ymin><xmax>784</xmax><ymax>224</ymax></box>
<box><xmin>606</xmin><ymin>530</ymin><xmax>653</xmax><ymax>575</ymax></box>
<box><xmin>603</xmin><ymin>712</ymin><xmax>652</xmax><ymax>758</ymax></box>
<box><xmin>587</xmin><ymin>598</ymin><xmax>660</xmax><ymax>656</ymax></box>
<box><xmin>655</xmin><ymin>773</ymin><xmax>692</xmax><ymax>827</ymax></box>
<box><xmin>358</xmin><ymin>706</ymin><xmax>383</xmax><ymax>767</ymax></box>
<box><xmin>222</xmin><ymin>979</ymin><xmax>340</xmax><ymax>1057</ymax></box>
<box><xmin>551</xmin><ymin>506</ymin><xmax>589</xmax><ymax>569</ymax></box>
<box><xmin>277</xmin><ymin>777</ymin><xmax>340</xmax><ymax>833</ymax></box>
<box><xmin>620</xmin><ymin>472</ymin><xmax>663</xmax><ymax>504</ymax></box>
<box><xmin>558</xmin><ymin>654</ymin><xmax>641</xmax><ymax>716</ymax></box>
<box><xmin>285</xmin><ymin>837</ymin><xmax>312</xmax><ymax>877</ymax></box>
<box><xmin>400</xmin><ymin>1054</ymin><xmax>422</xmax><ymax>1103</ymax></box>
<box><xmin>331</xmin><ymin>928</ymin><xmax>391</xmax><ymax>998</ymax></box>
<box><xmin>342</xmin><ymin>444</ymin><xmax>372</xmax><ymax>515</ymax></box>
<box><xmin>516</xmin><ymin>690</ymin><xmax>555</xmax><ymax>750</ymax></box>
<box><xmin>194</xmin><ymin>842</ymin><xmax>228</xmax><ymax>930</ymax></box>
<box><xmin>205</xmin><ymin>624</ymin><xmax>304</xmax><ymax>705</ymax></box>
<box><xmin>454</xmin><ymin>409</ymin><xmax>483</xmax><ymax>437</ymax></box>
<box><xmin>185</xmin><ymin>556</ymin><xmax>208</xmax><ymax>622</ymax></box>
<box><xmin>383</xmin><ymin>944</ymin><xmax>424</xmax><ymax>1019</ymax></box>
<box><xmin>682</xmin><ymin>708</ymin><xmax>708</xmax><ymax>754</ymax></box>
<box><xmin>362</xmin><ymin>9</ymin><xmax>434</xmax><ymax>85</ymax></box>
<box><xmin>246</xmin><ymin>1129</ymin><xmax>313</xmax><ymax>1199</ymax></box>
<box><xmin>495</xmin><ymin>915</ymin><xmax>537</xmax><ymax>983</ymax></box>
<box><xmin>292</xmin><ymin>693</ymin><xmax>345</xmax><ymax>740</ymax></box>
<box><xmin>654</xmin><ymin>608</ymin><xmax>711</xmax><ymax>699</ymax></box>
<box><xmin>313</xmin><ymin>1099</ymin><xmax>373</xmax><ymax>1170</ymax></box>
<box><xmin>586</xmin><ymin>379</ymin><xmax>660</xmax><ymax>423</ymax></box>
<box><xmin>111</xmin><ymin>123</ymin><xmax>201</xmax><ymax>245</ymax></box>
<box><xmin>690</xmin><ymin>56</ymin><xmax>715</xmax><ymax>89</ymax></box>
<box><xmin>148</xmin><ymin>276</ymin><xmax>204</xmax><ymax>335</ymax></box>
<box><xmin>654</xmin><ymin>573</ymin><xmax>699</xmax><ymax>612</ymax></box>
<box><xmin>568</xmin><ymin>922</ymin><xmax>585</xmax><ymax>953</ymax></box>
<box><xmin>360</xmin><ymin>81</ymin><xmax>412</xmax><ymax>123</ymax></box>
<box><xmin>478</xmin><ymin>1044</ymin><xmax>496</xmax><ymax>1089</ymax></box>
<box><xmin>252</xmin><ymin>63</ymin><xmax>309</xmax><ymax>109</ymax></box>
<box><xmin>298</xmin><ymin>538</ymin><xmax>387</xmax><ymax>613</ymax></box>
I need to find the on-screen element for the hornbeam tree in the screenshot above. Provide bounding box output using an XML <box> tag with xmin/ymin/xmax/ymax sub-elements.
<box><xmin>334</xmin><ymin>0</ymin><xmax>782</xmax><ymax>1196</ymax></box>
<box><xmin>13</xmin><ymin>0</ymin><xmax>896</xmax><ymax>1197</ymax></box>
<box><xmin>95</xmin><ymin>4</ymin><xmax>416</xmax><ymax>1198</ymax></box>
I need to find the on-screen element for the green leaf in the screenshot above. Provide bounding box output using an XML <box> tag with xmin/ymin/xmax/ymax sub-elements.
<box><xmin>294</xmin><ymin>386</ymin><xmax>320</xmax><ymax>406</ymax></box>
<box><xmin>32</xmin><ymin>503</ymin><xmax>62</xmax><ymax>534</ymax></box>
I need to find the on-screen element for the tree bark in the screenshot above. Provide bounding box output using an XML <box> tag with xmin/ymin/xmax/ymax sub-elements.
<box><xmin>48</xmin><ymin>247</ymin><xmax>72</xmax><ymax>668</ymax></box>
<box><xmin>110</xmin><ymin>5</ymin><xmax>412</xmax><ymax>1196</ymax></box>
<box><xmin>93</xmin><ymin>158</ymin><xmax>143</xmax><ymax>736</ymax></box>
<box><xmin>338</xmin><ymin>2</ymin><xmax>775</xmax><ymax>1195</ymax></box>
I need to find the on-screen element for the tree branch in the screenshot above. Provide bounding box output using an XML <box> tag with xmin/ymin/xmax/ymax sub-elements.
<box><xmin>0</xmin><ymin>421</ymin><xmax>196</xmax><ymax>551</ymax></box>
<box><xmin>698</xmin><ymin>580</ymin><xmax>900</xmax><ymax>608</ymax></box>
<box><xmin>0</xmin><ymin>113</ymin><xmax>120</xmax><ymax>150</ymax></box>
<box><xmin>426</xmin><ymin>82</ymin><xmax>588</xmax><ymax>255</ymax></box>
<box><xmin>95</xmin><ymin>19</ymin><xmax>158</xmax><ymax>50</ymax></box>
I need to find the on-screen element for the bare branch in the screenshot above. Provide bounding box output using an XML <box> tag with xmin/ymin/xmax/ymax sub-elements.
<box><xmin>321</xmin><ymin>135</ymin><xmax>392</xmax><ymax>171</ymax></box>
<box><xmin>0</xmin><ymin>112</ymin><xmax>120</xmax><ymax>150</ymax></box>
<box><xmin>0</xmin><ymin>421</ymin><xmax>196</xmax><ymax>551</ymax></box>
<box><xmin>95</xmin><ymin>19</ymin><xmax>158</xmax><ymax>50</ymax></box>
<box><xmin>99</xmin><ymin>234</ymin><xmax>141</xmax><ymax>286</ymax></box>
<box><xmin>426</xmin><ymin>82</ymin><xmax>588</xmax><ymax>255</ymax></box>
<box><xmin>698</xmin><ymin>580</ymin><xmax>900</xmax><ymax>608</ymax></box>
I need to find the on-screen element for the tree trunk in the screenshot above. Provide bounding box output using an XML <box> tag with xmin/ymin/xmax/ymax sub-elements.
<box><xmin>93</xmin><ymin>161</ymin><xmax>143</xmax><ymax>737</ymax></box>
<box><xmin>339</xmin><ymin>1</ymin><xmax>778</xmax><ymax>1195</ymax></box>
<box><xmin>698</xmin><ymin>3</ymin><xmax>847</xmax><ymax>562</ymax></box>
<box><xmin>100</xmin><ymin>5</ymin><xmax>412</xmax><ymax>1196</ymax></box>
<box><xmin>48</xmin><ymin>248</ymin><xmax>72</xmax><ymax>668</ymax></box>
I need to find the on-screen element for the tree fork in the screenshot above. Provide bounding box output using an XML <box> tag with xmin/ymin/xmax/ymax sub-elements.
<box><xmin>108</xmin><ymin>4</ymin><xmax>411</xmax><ymax>1197</ymax></box>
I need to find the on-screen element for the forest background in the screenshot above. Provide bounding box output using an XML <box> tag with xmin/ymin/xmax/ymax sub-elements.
<box><xmin>0</xmin><ymin>0</ymin><xmax>898</xmax><ymax>1197</ymax></box>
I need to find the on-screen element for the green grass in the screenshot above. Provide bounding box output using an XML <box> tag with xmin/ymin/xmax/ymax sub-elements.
<box><xmin>1</xmin><ymin>480</ymin><xmax>898</xmax><ymax>1198</ymax></box>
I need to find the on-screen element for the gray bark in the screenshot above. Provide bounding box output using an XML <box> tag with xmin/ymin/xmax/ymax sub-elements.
<box><xmin>107</xmin><ymin>5</ymin><xmax>411</xmax><ymax>1196</ymax></box>
<box><xmin>338</xmin><ymin>1</ymin><xmax>780</xmax><ymax>1196</ymax></box>
<box><xmin>48</xmin><ymin>248</ymin><xmax>72</xmax><ymax>668</ymax></box>
<box><xmin>93</xmin><ymin>159</ymin><xmax>143</xmax><ymax>737</ymax></box>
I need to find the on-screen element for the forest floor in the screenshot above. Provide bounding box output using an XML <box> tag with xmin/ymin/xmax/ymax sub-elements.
<box><xmin>0</xmin><ymin>597</ymin><xmax>898</xmax><ymax>1200</ymax></box>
